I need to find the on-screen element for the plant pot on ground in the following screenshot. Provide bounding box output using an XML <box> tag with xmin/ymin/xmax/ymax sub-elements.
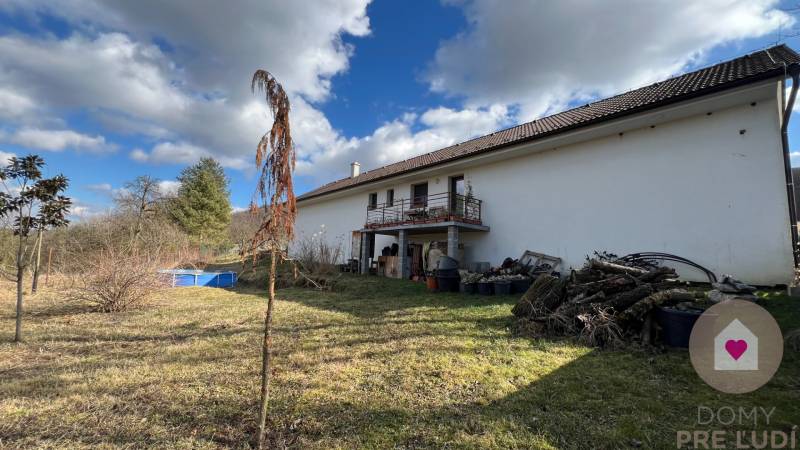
<box><xmin>460</xmin><ymin>282</ymin><xmax>477</xmax><ymax>294</ymax></box>
<box><xmin>494</xmin><ymin>280</ymin><xmax>512</xmax><ymax>295</ymax></box>
<box><xmin>478</xmin><ymin>281</ymin><xmax>493</xmax><ymax>296</ymax></box>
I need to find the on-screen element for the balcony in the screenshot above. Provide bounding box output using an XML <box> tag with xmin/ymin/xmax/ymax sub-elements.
<box><xmin>365</xmin><ymin>191</ymin><xmax>483</xmax><ymax>230</ymax></box>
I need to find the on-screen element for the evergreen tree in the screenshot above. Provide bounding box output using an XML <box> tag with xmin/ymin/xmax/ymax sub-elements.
<box><xmin>171</xmin><ymin>158</ymin><xmax>231</xmax><ymax>245</ymax></box>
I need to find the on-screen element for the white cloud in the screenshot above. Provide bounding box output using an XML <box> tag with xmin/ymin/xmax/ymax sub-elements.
<box><xmin>86</xmin><ymin>183</ymin><xmax>114</xmax><ymax>194</ymax></box>
<box><xmin>427</xmin><ymin>0</ymin><xmax>791</xmax><ymax>121</ymax></box>
<box><xmin>7</xmin><ymin>128</ymin><xmax>115</xmax><ymax>153</ymax></box>
<box><xmin>0</xmin><ymin>1</ymin><xmax>371</xmax><ymax>169</ymax></box>
<box><xmin>157</xmin><ymin>180</ymin><xmax>181</xmax><ymax>197</ymax></box>
<box><xmin>292</xmin><ymin>99</ymin><xmax>511</xmax><ymax>182</ymax></box>
<box><xmin>68</xmin><ymin>198</ymin><xmax>110</xmax><ymax>220</ymax></box>
<box><xmin>0</xmin><ymin>89</ymin><xmax>37</xmax><ymax>120</ymax></box>
<box><xmin>791</xmin><ymin>151</ymin><xmax>800</xmax><ymax>158</ymax></box>
<box><xmin>0</xmin><ymin>150</ymin><xmax>14</xmax><ymax>165</ymax></box>
<box><xmin>130</xmin><ymin>141</ymin><xmax>248</xmax><ymax>170</ymax></box>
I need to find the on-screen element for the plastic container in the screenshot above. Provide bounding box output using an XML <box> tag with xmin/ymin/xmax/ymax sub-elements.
<box><xmin>436</xmin><ymin>268</ymin><xmax>459</xmax><ymax>277</ymax></box>
<box><xmin>460</xmin><ymin>282</ymin><xmax>477</xmax><ymax>294</ymax></box>
<box><xmin>437</xmin><ymin>275</ymin><xmax>460</xmax><ymax>292</ymax></box>
<box><xmin>511</xmin><ymin>278</ymin><xmax>532</xmax><ymax>294</ymax></box>
<box><xmin>478</xmin><ymin>281</ymin><xmax>494</xmax><ymax>295</ymax></box>
<box><xmin>655</xmin><ymin>306</ymin><xmax>702</xmax><ymax>348</ymax></box>
<box><xmin>494</xmin><ymin>280</ymin><xmax>512</xmax><ymax>295</ymax></box>
<box><xmin>438</xmin><ymin>255</ymin><xmax>459</xmax><ymax>271</ymax></box>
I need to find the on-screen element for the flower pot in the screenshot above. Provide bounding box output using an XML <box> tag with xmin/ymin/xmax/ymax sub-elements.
<box><xmin>511</xmin><ymin>278</ymin><xmax>532</xmax><ymax>294</ymax></box>
<box><xmin>426</xmin><ymin>276</ymin><xmax>438</xmax><ymax>292</ymax></box>
<box><xmin>437</xmin><ymin>275</ymin><xmax>460</xmax><ymax>293</ymax></box>
<box><xmin>477</xmin><ymin>281</ymin><xmax>493</xmax><ymax>296</ymax></box>
<box><xmin>460</xmin><ymin>282</ymin><xmax>477</xmax><ymax>294</ymax></box>
<box><xmin>494</xmin><ymin>280</ymin><xmax>512</xmax><ymax>295</ymax></box>
<box><xmin>655</xmin><ymin>306</ymin><xmax>702</xmax><ymax>348</ymax></box>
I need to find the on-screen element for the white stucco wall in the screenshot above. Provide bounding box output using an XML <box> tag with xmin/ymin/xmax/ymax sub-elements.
<box><xmin>294</xmin><ymin>82</ymin><xmax>794</xmax><ymax>285</ymax></box>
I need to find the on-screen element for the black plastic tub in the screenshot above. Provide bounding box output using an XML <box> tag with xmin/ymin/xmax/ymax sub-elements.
<box><xmin>459</xmin><ymin>282</ymin><xmax>477</xmax><ymax>294</ymax></box>
<box><xmin>436</xmin><ymin>268</ymin><xmax>459</xmax><ymax>277</ymax></box>
<box><xmin>655</xmin><ymin>306</ymin><xmax>702</xmax><ymax>348</ymax></box>
<box><xmin>511</xmin><ymin>278</ymin><xmax>532</xmax><ymax>294</ymax></box>
<box><xmin>438</xmin><ymin>255</ymin><xmax>459</xmax><ymax>270</ymax></box>
<box><xmin>477</xmin><ymin>281</ymin><xmax>493</xmax><ymax>295</ymax></box>
<box><xmin>494</xmin><ymin>281</ymin><xmax>512</xmax><ymax>295</ymax></box>
<box><xmin>437</xmin><ymin>275</ymin><xmax>460</xmax><ymax>293</ymax></box>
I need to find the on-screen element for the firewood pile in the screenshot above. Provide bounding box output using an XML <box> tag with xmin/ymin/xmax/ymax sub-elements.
<box><xmin>512</xmin><ymin>254</ymin><xmax>706</xmax><ymax>347</ymax></box>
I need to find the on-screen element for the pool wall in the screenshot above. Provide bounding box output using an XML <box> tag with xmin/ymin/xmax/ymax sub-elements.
<box><xmin>159</xmin><ymin>270</ymin><xmax>238</xmax><ymax>288</ymax></box>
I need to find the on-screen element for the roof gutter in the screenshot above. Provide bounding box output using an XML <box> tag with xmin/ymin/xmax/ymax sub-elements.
<box><xmin>781</xmin><ymin>64</ymin><xmax>800</xmax><ymax>267</ymax></box>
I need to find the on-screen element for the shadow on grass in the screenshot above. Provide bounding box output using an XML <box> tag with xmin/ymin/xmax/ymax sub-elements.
<box><xmin>274</xmin><ymin>274</ymin><xmax>518</xmax><ymax>318</ymax></box>
<box><xmin>280</xmin><ymin>349</ymin><xmax>664</xmax><ymax>448</ymax></box>
<box><xmin>288</xmin><ymin>345</ymin><xmax>800</xmax><ymax>449</ymax></box>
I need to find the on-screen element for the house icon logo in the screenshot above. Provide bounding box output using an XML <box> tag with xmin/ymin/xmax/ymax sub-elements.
<box><xmin>689</xmin><ymin>300</ymin><xmax>783</xmax><ymax>394</ymax></box>
<box><xmin>713</xmin><ymin>319</ymin><xmax>757</xmax><ymax>371</ymax></box>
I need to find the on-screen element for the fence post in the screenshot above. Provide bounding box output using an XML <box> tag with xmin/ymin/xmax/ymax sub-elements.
<box><xmin>45</xmin><ymin>247</ymin><xmax>52</xmax><ymax>286</ymax></box>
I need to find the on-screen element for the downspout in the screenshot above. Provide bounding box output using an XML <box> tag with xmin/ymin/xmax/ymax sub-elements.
<box><xmin>781</xmin><ymin>64</ymin><xmax>800</xmax><ymax>267</ymax></box>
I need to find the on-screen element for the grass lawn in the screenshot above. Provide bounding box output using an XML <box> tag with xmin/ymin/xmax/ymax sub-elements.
<box><xmin>1</xmin><ymin>276</ymin><xmax>799</xmax><ymax>449</ymax></box>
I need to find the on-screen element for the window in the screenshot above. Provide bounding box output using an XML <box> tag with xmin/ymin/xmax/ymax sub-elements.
<box><xmin>411</xmin><ymin>182</ymin><xmax>428</xmax><ymax>208</ymax></box>
<box><xmin>386</xmin><ymin>189</ymin><xmax>394</xmax><ymax>207</ymax></box>
<box><xmin>368</xmin><ymin>192</ymin><xmax>378</xmax><ymax>210</ymax></box>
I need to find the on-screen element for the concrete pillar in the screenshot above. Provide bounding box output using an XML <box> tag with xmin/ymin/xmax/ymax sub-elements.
<box><xmin>447</xmin><ymin>225</ymin><xmax>459</xmax><ymax>264</ymax></box>
<box><xmin>360</xmin><ymin>232</ymin><xmax>371</xmax><ymax>274</ymax></box>
<box><xmin>398</xmin><ymin>229</ymin><xmax>409</xmax><ymax>279</ymax></box>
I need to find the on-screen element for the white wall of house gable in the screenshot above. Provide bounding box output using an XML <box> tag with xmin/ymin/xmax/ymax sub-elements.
<box><xmin>294</xmin><ymin>84</ymin><xmax>794</xmax><ymax>285</ymax></box>
<box><xmin>464</xmin><ymin>93</ymin><xmax>792</xmax><ymax>284</ymax></box>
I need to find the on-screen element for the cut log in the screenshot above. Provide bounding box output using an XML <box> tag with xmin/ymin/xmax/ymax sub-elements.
<box><xmin>567</xmin><ymin>275</ymin><xmax>634</xmax><ymax>297</ymax></box>
<box><xmin>588</xmin><ymin>259</ymin><xmax>648</xmax><ymax>276</ymax></box>
<box><xmin>572</xmin><ymin>290</ymin><xmax>606</xmax><ymax>304</ymax></box>
<box><xmin>638</xmin><ymin>266</ymin><xmax>677</xmax><ymax>283</ymax></box>
<box><xmin>641</xmin><ymin>312</ymin><xmax>654</xmax><ymax>345</ymax></box>
<box><xmin>619</xmin><ymin>289</ymin><xmax>694</xmax><ymax>322</ymax></box>
<box><xmin>602</xmin><ymin>284</ymin><xmax>654</xmax><ymax>311</ymax></box>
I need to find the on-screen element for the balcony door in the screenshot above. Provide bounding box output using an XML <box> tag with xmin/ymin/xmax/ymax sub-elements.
<box><xmin>411</xmin><ymin>182</ymin><xmax>428</xmax><ymax>208</ymax></box>
<box><xmin>450</xmin><ymin>175</ymin><xmax>464</xmax><ymax>216</ymax></box>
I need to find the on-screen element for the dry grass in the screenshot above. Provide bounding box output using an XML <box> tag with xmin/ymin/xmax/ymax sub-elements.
<box><xmin>1</xmin><ymin>277</ymin><xmax>799</xmax><ymax>449</ymax></box>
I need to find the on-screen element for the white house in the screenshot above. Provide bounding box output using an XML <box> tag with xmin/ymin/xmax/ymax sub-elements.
<box><xmin>294</xmin><ymin>45</ymin><xmax>800</xmax><ymax>286</ymax></box>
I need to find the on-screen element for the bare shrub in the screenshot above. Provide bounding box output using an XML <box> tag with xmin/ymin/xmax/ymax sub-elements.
<box><xmin>70</xmin><ymin>248</ymin><xmax>169</xmax><ymax>312</ymax></box>
<box><xmin>61</xmin><ymin>214</ymin><xmax>189</xmax><ymax>312</ymax></box>
<box><xmin>293</xmin><ymin>228</ymin><xmax>342</xmax><ymax>275</ymax></box>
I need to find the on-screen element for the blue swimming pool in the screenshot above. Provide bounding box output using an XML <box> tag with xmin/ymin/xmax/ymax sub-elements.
<box><xmin>159</xmin><ymin>269</ymin><xmax>238</xmax><ymax>288</ymax></box>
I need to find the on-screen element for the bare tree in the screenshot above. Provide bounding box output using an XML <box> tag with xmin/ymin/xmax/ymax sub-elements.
<box><xmin>0</xmin><ymin>155</ymin><xmax>71</xmax><ymax>342</ymax></box>
<box><xmin>114</xmin><ymin>175</ymin><xmax>165</xmax><ymax>246</ymax></box>
<box><xmin>229</xmin><ymin>209</ymin><xmax>265</xmax><ymax>253</ymax></box>
<box><xmin>247</xmin><ymin>69</ymin><xmax>297</xmax><ymax>449</ymax></box>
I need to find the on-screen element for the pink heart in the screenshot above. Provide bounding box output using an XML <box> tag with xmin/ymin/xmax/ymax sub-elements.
<box><xmin>725</xmin><ymin>339</ymin><xmax>748</xmax><ymax>360</ymax></box>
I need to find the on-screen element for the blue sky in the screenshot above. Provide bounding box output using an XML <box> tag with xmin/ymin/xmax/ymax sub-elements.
<box><xmin>0</xmin><ymin>0</ymin><xmax>799</xmax><ymax>218</ymax></box>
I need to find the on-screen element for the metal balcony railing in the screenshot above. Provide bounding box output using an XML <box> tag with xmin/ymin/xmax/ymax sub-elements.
<box><xmin>365</xmin><ymin>191</ymin><xmax>482</xmax><ymax>228</ymax></box>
